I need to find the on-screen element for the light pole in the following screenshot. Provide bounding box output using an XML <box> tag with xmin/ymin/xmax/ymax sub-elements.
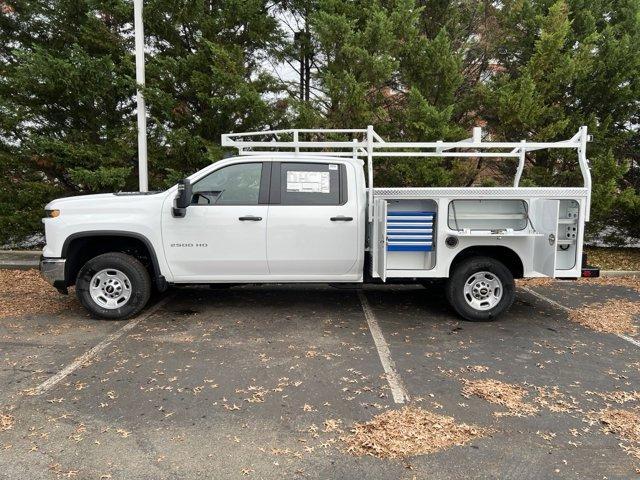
<box><xmin>134</xmin><ymin>0</ymin><xmax>148</xmax><ymax>192</ymax></box>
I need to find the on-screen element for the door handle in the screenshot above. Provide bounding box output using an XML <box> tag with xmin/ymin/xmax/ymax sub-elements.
<box><xmin>330</xmin><ymin>216</ymin><xmax>353</xmax><ymax>221</ymax></box>
<box><xmin>239</xmin><ymin>216</ymin><xmax>262</xmax><ymax>221</ymax></box>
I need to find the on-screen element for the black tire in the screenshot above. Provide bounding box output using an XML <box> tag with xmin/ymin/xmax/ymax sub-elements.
<box><xmin>445</xmin><ymin>256</ymin><xmax>515</xmax><ymax>321</ymax></box>
<box><xmin>76</xmin><ymin>252</ymin><xmax>151</xmax><ymax>320</ymax></box>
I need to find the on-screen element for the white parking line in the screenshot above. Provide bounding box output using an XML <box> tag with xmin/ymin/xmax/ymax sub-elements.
<box><xmin>32</xmin><ymin>294</ymin><xmax>174</xmax><ymax>396</ymax></box>
<box><xmin>617</xmin><ymin>333</ymin><xmax>640</xmax><ymax>348</ymax></box>
<box><xmin>357</xmin><ymin>290</ymin><xmax>410</xmax><ymax>404</ymax></box>
<box><xmin>520</xmin><ymin>286</ymin><xmax>571</xmax><ymax>313</ymax></box>
<box><xmin>520</xmin><ymin>285</ymin><xmax>639</xmax><ymax>348</ymax></box>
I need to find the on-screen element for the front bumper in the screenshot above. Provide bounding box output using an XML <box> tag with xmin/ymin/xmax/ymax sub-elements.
<box><xmin>40</xmin><ymin>257</ymin><xmax>66</xmax><ymax>289</ymax></box>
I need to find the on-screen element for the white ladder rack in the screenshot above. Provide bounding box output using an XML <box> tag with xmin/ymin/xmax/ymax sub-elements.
<box><xmin>221</xmin><ymin>126</ymin><xmax>592</xmax><ymax>222</ymax></box>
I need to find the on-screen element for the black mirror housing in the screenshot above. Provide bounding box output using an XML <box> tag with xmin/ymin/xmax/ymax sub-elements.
<box><xmin>172</xmin><ymin>178</ymin><xmax>192</xmax><ymax>217</ymax></box>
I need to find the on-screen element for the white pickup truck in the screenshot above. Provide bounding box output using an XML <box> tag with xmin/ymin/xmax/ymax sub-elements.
<box><xmin>40</xmin><ymin>126</ymin><xmax>598</xmax><ymax>321</ymax></box>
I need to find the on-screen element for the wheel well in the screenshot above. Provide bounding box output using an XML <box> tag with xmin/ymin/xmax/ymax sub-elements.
<box><xmin>449</xmin><ymin>246</ymin><xmax>524</xmax><ymax>279</ymax></box>
<box><xmin>63</xmin><ymin>234</ymin><xmax>159</xmax><ymax>287</ymax></box>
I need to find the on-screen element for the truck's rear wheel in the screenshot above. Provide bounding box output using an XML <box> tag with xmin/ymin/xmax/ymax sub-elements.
<box><xmin>445</xmin><ymin>256</ymin><xmax>515</xmax><ymax>321</ymax></box>
<box><xmin>76</xmin><ymin>252</ymin><xmax>151</xmax><ymax>320</ymax></box>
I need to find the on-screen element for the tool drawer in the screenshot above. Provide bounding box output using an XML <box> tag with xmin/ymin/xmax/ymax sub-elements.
<box><xmin>386</xmin><ymin>211</ymin><xmax>435</xmax><ymax>252</ymax></box>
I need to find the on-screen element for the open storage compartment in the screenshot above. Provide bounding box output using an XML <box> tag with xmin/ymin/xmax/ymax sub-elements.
<box><xmin>372</xmin><ymin>199</ymin><xmax>437</xmax><ymax>279</ymax></box>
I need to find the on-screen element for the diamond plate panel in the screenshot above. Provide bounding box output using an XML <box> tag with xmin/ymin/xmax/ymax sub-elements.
<box><xmin>372</xmin><ymin>187</ymin><xmax>588</xmax><ymax>199</ymax></box>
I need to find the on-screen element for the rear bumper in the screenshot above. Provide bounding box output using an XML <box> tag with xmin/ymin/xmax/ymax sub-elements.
<box><xmin>40</xmin><ymin>257</ymin><xmax>66</xmax><ymax>288</ymax></box>
<box><xmin>581</xmin><ymin>252</ymin><xmax>600</xmax><ymax>278</ymax></box>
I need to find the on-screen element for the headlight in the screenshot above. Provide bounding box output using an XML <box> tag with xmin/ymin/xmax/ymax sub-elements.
<box><xmin>45</xmin><ymin>209</ymin><xmax>60</xmax><ymax>218</ymax></box>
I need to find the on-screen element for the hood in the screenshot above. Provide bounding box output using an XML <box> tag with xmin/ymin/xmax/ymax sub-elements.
<box><xmin>45</xmin><ymin>191</ymin><xmax>166</xmax><ymax>210</ymax></box>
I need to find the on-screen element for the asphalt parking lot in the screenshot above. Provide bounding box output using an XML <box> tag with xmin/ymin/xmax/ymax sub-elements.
<box><xmin>1</xmin><ymin>276</ymin><xmax>639</xmax><ymax>479</ymax></box>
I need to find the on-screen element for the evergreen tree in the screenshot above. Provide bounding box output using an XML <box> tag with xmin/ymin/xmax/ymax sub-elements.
<box><xmin>304</xmin><ymin>0</ymin><xmax>477</xmax><ymax>187</ymax></box>
<box><xmin>141</xmin><ymin>0</ymin><xmax>287</xmax><ymax>186</ymax></box>
<box><xmin>483</xmin><ymin>0</ymin><xmax>640</xmax><ymax>242</ymax></box>
<box><xmin>0</xmin><ymin>0</ymin><xmax>136</xmax><ymax>242</ymax></box>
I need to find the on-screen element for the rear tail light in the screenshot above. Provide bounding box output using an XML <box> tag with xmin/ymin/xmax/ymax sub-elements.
<box><xmin>581</xmin><ymin>267</ymin><xmax>600</xmax><ymax>278</ymax></box>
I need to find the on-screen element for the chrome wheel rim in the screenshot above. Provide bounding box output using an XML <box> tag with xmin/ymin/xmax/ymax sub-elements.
<box><xmin>463</xmin><ymin>271</ymin><xmax>503</xmax><ymax>311</ymax></box>
<box><xmin>89</xmin><ymin>269</ymin><xmax>132</xmax><ymax>309</ymax></box>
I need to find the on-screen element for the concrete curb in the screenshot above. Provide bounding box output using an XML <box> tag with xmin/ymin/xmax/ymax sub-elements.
<box><xmin>0</xmin><ymin>250</ymin><xmax>41</xmax><ymax>270</ymax></box>
<box><xmin>0</xmin><ymin>260</ymin><xmax>40</xmax><ymax>270</ymax></box>
<box><xmin>600</xmin><ymin>270</ymin><xmax>640</xmax><ymax>277</ymax></box>
<box><xmin>0</xmin><ymin>250</ymin><xmax>41</xmax><ymax>257</ymax></box>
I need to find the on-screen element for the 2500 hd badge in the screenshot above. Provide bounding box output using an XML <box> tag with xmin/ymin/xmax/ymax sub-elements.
<box><xmin>170</xmin><ymin>243</ymin><xmax>208</xmax><ymax>248</ymax></box>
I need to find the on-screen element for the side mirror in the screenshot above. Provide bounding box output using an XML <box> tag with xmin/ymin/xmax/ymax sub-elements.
<box><xmin>172</xmin><ymin>178</ymin><xmax>192</xmax><ymax>218</ymax></box>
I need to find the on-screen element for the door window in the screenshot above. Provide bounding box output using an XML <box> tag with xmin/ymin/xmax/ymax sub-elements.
<box><xmin>191</xmin><ymin>163</ymin><xmax>263</xmax><ymax>205</ymax></box>
<box><xmin>275</xmin><ymin>162</ymin><xmax>346</xmax><ymax>205</ymax></box>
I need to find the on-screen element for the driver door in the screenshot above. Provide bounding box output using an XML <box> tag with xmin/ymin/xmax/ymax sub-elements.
<box><xmin>162</xmin><ymin>162</ymin><xmax>270</xmax><ymax>280</ymax></box>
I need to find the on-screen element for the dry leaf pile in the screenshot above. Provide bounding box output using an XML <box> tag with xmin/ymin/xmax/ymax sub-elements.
<box><xmin>576</xmin><ymin>275</ymin><xmax>640</xmax><ymax>293</ymax></box>
<box><xmin>591</xmin><ymin>407</ymin><xmax>640</xmax><ymax>460</ymax></box>
<box><xmin>0</xmin><ymin>411</ymin><xmax>14</xmax><ymax>431</ymax></box>
<box><xmin>342</xmin><ymin>406</ymin><xmax>487</xmax><ymax>458</ymax></box>
<box><xmin>594</xmin><ymin>390</ymin><xmax>640</xmax><ymax>405</ymax></box>
<box><xmin>584</xmin><ymin>248</ymin><xmax>640</xmax><ymax>271</ymax></box>
<box><xmin>0</xmin><ymin>269</ymin><xmax>78</xmax><ymax>319</ymax></box>
<box><xmin>517</xmin><ymin>277</ymin><xmax>555</xmax><ymax>287</ymax></box>
<box><xmin>568</xmin><ymin>299</ymin><xmax>640</xmax><ymax>335</ymax></box>
<box><xmin>534</xmin><ymin>386</ymin><xmax>579</xmax><ymax>413</ymax></box>
<box><xmin>462</xmin><ymin>365</ymin><xmax>489</xmax><ymax>373</ymax></box>
<box><xmin>461</xmin><ymin>379</ymin><xmax>538</xmax><ymax>417</ymax></box>
<box><xmin>519</xmin><ymin>275</ymin><xmax>640</xmax><ymax>293</ymax></box>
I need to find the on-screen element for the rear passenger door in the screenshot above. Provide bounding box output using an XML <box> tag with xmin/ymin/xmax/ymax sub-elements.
<box><xmin>266</xmin><ymin>162</ymin><xmax>359</xmax><ymax>277</ymax></box>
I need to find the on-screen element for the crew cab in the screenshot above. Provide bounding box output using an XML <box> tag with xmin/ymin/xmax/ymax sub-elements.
<box><xmin>40</xmin><ymin>126</ymin><xmax>597</xmax><ymax>321</ymax></box>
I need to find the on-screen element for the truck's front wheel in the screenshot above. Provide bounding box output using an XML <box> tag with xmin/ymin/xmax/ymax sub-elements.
<box><xmin>76</xmin><ymin>253</ymin><xmax>151</xmax><ymax>320</ymax></box>
<box><xmin>445</xmin><ymin>256</ymin><xmax>515</xmax><ymax>321</ymax></box>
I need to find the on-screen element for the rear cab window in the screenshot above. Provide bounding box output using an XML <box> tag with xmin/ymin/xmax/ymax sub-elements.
<box><xmin>271</xmin><ymin>162</ymin><xmax>347</xmax><ymax>205</ymax></box>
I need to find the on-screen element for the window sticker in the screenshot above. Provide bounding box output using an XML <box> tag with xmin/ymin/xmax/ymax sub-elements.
<box><xmin>286</xmin><ymin>171</ymin><xmax>330</xmax><ymax>193</ymax></box>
